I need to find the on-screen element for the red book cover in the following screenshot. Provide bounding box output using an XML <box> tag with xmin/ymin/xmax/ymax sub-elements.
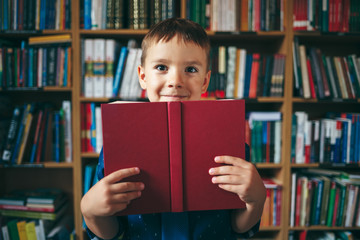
<box><xmin>249</xmin><ymin>53</ymin><xmax>260</xmax><ymax>98</ymax></box>
<box><xmin>85</xmin><ymin>103</ymin><xmax>93</xmax><ymax>152</ymax></box>
<box><xmin>80</xmin><ymin>104</ymin><xmax>86</xmax><ymax>152</ymax></box>
<box><xmin>332</xmin><ymin>186</ymin><xmax>340</xmax><ymax>226</ymax></box>
<box><xmin>306</xmin><ymin>58</ymin><xmax>317</xmax><ymax>99</ymax></box>
<box><xmin>102</xmin><ymin>100</ymin><xmax>246</xmax><ymax>215</ymax></box>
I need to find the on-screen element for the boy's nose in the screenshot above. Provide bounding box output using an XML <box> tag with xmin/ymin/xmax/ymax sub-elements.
<box><xmin>167</xmin><ymin>70</ymin><xmax>184</xmax><ymax>89</ymax></box>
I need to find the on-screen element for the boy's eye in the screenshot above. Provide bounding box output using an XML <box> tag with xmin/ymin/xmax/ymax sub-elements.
<box><xmin>185</xmin><ymin>66</ymin><xmax>198</xmax><ymax>73</ymax></box>
<box><xmin>155</xmin><ymin>65</ymin><xmax>168</xmax><ymax>71</ymax></box>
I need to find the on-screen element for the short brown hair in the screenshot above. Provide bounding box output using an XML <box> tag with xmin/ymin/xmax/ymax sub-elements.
<box><xmin>141</xmin><ymin>18</ymin><xmax>211</xmax><ymax>70</ymax></box>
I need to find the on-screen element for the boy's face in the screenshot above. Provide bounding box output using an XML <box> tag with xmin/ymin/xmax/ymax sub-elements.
<box><xmin>138</xmin><ymin>36</ymin><xmax>211</xmax><ymax>102</ymax></box>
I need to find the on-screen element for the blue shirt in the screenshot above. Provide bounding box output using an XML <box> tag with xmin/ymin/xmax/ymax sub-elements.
<box><xmin>86</xmin><ymin>145</ymin><xmax>260</xmax><ymax>240</ymax></box>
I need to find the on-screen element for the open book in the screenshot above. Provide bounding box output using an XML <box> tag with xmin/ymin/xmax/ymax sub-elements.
<box><xmin>102</xmin><ymin>100</ymin><xmax>246</xmax><ymax>215</ymax></box>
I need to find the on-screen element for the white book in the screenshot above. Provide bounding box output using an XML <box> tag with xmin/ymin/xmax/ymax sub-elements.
<box><xmin>248</xmin><ymin>111</ymin><xmax>282</xmax><ymax>129</ymax></box>
<box><xmin>299</xmin><ymin>45</ymin><xmax>311</xmax><ymax>99</ymax></box>
<box><xmin>55</xmin><ymin>0</ymin><xmax>61</xmax><ymax>30</ymax></box>
<box><xmin>91</xmin><ymin>0</ymin><xmax>102</xmax><ymax>29</ymax></box>
<box><xmin>128</xmin><ymin>49</ymin><xmax>142</xmax><ymax>99</ymax></box>
<box><xmin>62</xmin><ymin>100</ymin><xmax>72</xmax><ymax>162</ymax></box>
<box><xmin>36</xmin><ymin>220</ymin><xmax>46</xmax><ymax>240</ymax></box>
<box><xmin>225</xmin><ymin>46</ymin><xmax>237</xmax><ymax>98</ymax></box>
<box><xmin>84</xmin><ymin>39</ymin><xmax>94</xmax><ymax>97</ymax></box>
<box><xmin>295</xmin><ymin>112</ymin><xmax>307</xmax><ymax>164</ymax></box>
<box><xmin>1</xmin><ymin>225</ymin><xmax>10</xmax><ymax>240</ymax></box>
<box><xmin>105</xmin><ymin>39</ymin><xmax>115</xmax><ymax>98</ymax></box>
<box><xmin>120</xmin><ymin>48</ymin><xmax>138</xmax><ymax>98</ymax></box>
<box><xmin>211</xmin><ymin>0</ymin><xmax>218</xmax><ymax>31</ymax></box>
<box><xmin>274</xmin><ymin>120</ymin><xmax>282</xmax><ymax>164</ymax></box>
<box><xmin>95</xmin><ymin>106</ymin><xmax>103</xmax><ymax>153</ymax></box>
<box><xmin>237</xmin><ymin>49</ymin><xmax>247</xmax><ymax>98</ymax></box>
<box><xmin>344</xmin><ymin>185</ymin><xmax>356</xmax><ymax>227</ymax></box>
<box><xmin>299</xmin><ymin>176</ymin><xmax>308</xmax><ymax>226</ymax></box>
<box><xmin>93</xmin><ymin>39</ymin><xmax>106</xmax><ymax>97</ymax></box>
<box><xmin>290</xmin><ymin>172</ymin><xmax>297</xmax><ymax>227</ymax></box>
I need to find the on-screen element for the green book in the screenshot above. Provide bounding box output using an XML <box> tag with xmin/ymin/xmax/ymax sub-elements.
<box><xmin>7</xmin><ymin>219</ymin><xmax>20</xmax><ymax>240</ymax></box>
<box><xmin>326</xmin><ymin>181</ymin><xmax>336</xmax><ymax>226</ymax></box>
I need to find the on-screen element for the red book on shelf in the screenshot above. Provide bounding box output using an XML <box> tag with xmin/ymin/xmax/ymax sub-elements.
<box><xmin>102</xmin><ymin>100</ymin><xmax>246</xmax><ymax>215</ymax></box>
<box><xmin>249</xmin><ymin>53</ymin><xmax>261</xmax><ymax>98</ymax></box>
<box><xmin>306</xmin><ymin>58</ymin><xmax>317</xmax><ymax>99</ymax></box>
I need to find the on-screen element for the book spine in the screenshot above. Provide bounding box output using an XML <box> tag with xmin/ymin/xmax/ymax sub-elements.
<box><xmin>167</xmin><ymin>101</ymin><xmax>183</xmax><ymax>212</ymax></box>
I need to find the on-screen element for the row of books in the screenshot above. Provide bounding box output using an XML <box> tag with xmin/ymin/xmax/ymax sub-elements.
<box><xmin>82</xmin><ymin>0</ymin><xmax>175</xmax><ymax>30</ymax></box>
<box><xmin>290</xmin><ymin>169</ymin><xmax>360</xmax><ymax>228</ymax></box>
<box><xmin>0</xmin><ymin>101</ymin><xmax>72</xmax><ymax>165</ymax></box>
<box><xmin>207</xmin><ymin>47</ymin><xmax>286</xmax><ymax>99</ymax></box>
<box><xmin>246</xmin><ymin>112</ymin><xmax>282</xmax><ymax>164</ymax></box>
<box><xmin>0</xmin><ymin>35</ymin><xmax>72</xmax><ymax>89</ymax></box>
<box><xmin>289</xmin><ymin>230</ymin><xmax>357</xmax><ymax>240</ymax></box>
<box><xmin>188</xmin><ymin>0</ymin><xmax>284</xmax><ymax>32</ymax></box>
<box><xmin>261</xmin><ymin>178</ymin><xmax>282</xmax><ymax>227</ymax></box>
<box><xmin>293</xmin><ymin>38</ymin><xmax>360</xmax><ymax>100</ymax></box>
<box><xmin>291</xmin><ymin>112</ymin><xmax>360</xmax><ymax>164</ymax></box>
<box><xmin>0</xmin><ymin>0</ymin><xmax>71</xmax><ymax>31</ymax></box>
<box><xmin>293</xmin><ymin>0</ymin><xmax>360</xmax><ymax>32</ymax></box>
<box><xmin>81</xmin><ymin>103</ymin><xmax>102</xmax><ymax>153</ymax></box>
<box><xmin>82</xmin><ymin>38</ymin><xmax>144</xmax><ymax>99</ymax></box>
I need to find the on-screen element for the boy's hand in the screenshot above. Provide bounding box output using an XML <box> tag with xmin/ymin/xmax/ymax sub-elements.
<box><xmin>81</xmin><ymin>167</ymin><xmax>144</xmax><ymax>218</ymax></box>
<box><xmin>209</xmin><ymin>156</ymin><xmax>266</xmax><ymax>207</ymax></box>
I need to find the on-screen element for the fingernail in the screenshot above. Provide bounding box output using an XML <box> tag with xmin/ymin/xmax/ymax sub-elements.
<box><xmin>214</xmin><ymin>156</ymin><xmax>220</xmax><ymax>162</ymax></box>
<box><xmin>209</xmin><ymin>168</ymin><xmax>215</xmax><ymax>174</ymax></box>
<box><xmin>212</xmin><ymin>177</ymin><xmax>217</xmax><ymax>183</ymax></box>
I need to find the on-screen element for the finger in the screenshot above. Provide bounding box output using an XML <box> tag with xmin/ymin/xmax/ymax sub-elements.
<box><xmin>106</xmin><ymin>167</ymin><xmax>140</xmax><ymax>183</ymax></box>
<box><xmin>209</xmin><ymin>165</ymin><xmax>242</xmax><ymax>176</ymax></box>
<box><xmin>112</xmin><ymin>181</ymin><xmax>145</xmax><ymax>193</ymax></box>
<box><xmin>211</xmin><ymin>174</ymin><xmax>243</xmax><ymax>185</ymax></box>
<box><xmin>112</xmin><ymin>191</ymin><xmax>142</xmax><ymax>204</ymax></box>
<box><xmin>214</xmin><ymin>156</ymin><xmax>253</xmax><ymax>168</ymax></box>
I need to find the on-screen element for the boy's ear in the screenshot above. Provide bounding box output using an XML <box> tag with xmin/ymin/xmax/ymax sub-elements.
<box><xmin>201</xmin><ymin>70</ymin><xmax>211</xmax><ymax>93</ymax></box>
<box><xmin>138</xmin><ymin>65</ymin><xmax>147</xmax><ymax>89</ymax></box>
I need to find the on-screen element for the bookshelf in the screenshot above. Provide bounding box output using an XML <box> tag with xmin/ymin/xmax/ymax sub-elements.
<box><xmin>0</xmin><ymin>0</ymin><xmax>359</xmax><ymax>239</ymax></box>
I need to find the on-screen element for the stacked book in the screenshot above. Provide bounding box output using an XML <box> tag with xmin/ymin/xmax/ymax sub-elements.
<box><xmin>0</xmin><ymin>188</ymin><xmax>68</xmax><ymax>221</ymax></box>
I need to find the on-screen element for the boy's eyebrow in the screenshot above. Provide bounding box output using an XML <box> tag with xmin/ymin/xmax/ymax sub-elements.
<box><xmin>151</xmin><ymin>59</ymin><xmax>204</xmax><ymax>66</ymax></box>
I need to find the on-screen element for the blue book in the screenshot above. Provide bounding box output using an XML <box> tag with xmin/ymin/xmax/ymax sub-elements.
<box><xmin>290</xmin><ymin>114</ymin><xmax>297</xmax><ymax>163</ymax></box>
<box><xmin>42</xmin><ymin>48</ymin><xmax>47</xmax><ymax>86</ymax></box>
<box><xmin>90</xmin><ymin>103</ymin><xmax>96</xmax><ymax>151</ymax></box>
<box><xmin>355</xmin><ymin>115</ymin><xmax>360</xmax><ymax>163</ymax></box>
<box><xmin>84</xmin><ymin>0</ymin><xmax>92</xmax><ymax>29</ymax></box>
<box><xmin>262</xmin><ymin>120</ymin><xmax>267</xmax><ymax>163</ymax></box>
<box><xmin>263</xmin><ymin>55</ymin><xmax>274</xmax><ymax>97</ymax></box>
<box><xmin>244</xmin><ymin>54</ymin><xmax>253</xmax><ymax>98</ymax></box>
<box><xmin>63</xmin><ymin>48</ymin><xmax>68</xmax><ymax>87</ymax></box>
<box><xmin>40</xmin><ymin>0</ymin><xmax>46</xmax><ymax>30</ymax></box>
<box><xmin>3</xmin><ymin>0</ymin><xmax>9</xmax><ymax>30</ymax></box>
<box><xmin>112</xmin><ymin>47</ymin><xmax>129</xmax><ymax>97</ymax></box>
<box><xmin>53</xmin><ymin>111</ymin><xmax>60</xmax><ymax>162</ymax></box>
<box><xmin>28</xmin><ymin>48</ymin><xmax>34</xmax><ymax>87</ymax></box>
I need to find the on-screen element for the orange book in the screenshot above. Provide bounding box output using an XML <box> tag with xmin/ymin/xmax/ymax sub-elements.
<box><xmin>240</xmin><ymin>0</ymin><xmax>248</xmax><ymax>31</ymax></box>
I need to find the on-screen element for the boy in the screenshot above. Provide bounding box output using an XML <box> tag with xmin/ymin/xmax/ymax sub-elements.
<box><xmin>81</xmin><ymin>18</ymin><xmax>266</xmax><ymax>240</ymax></box>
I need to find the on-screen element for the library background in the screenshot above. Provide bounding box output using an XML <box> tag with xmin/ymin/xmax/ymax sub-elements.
<box><xmin>0</xmin><ymin>0</ymin><xmax>359</xmax><ymax>239</ymax></box>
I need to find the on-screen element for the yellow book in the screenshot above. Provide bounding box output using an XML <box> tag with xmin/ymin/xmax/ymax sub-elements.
<box><xmin>25</xmin><ymin>222</ymin><xmax>37</xmax><ymax>240</ymax></box>
<box><xmin>28</xmin><ymin>35</ymin><xmax>71</xmax><ymax>45</ymax></box>
<box><xmin>17</xmin><ymin>221</ymin><xmax>28</xmax><ymax>240</ymax></box>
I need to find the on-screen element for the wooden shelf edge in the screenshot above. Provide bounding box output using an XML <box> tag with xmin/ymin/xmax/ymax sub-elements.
<box><xmin>0</xmin><ymin>162</ymin><xmax>73</xmax><ymax>168</ymax></box>
<box><xmin>289</xmin><ymin>226</ymin><xmax>360</xmax><ymax>231</ymax></box>
<box><xmin>255</xmin><ymin>163</ymin><xmax>283</xmax><ymax>169</ymax></box>
<box><xmin>81</xmin><ymin>152</ymin><xmax>100</xmax><ymax>158</ymax></box>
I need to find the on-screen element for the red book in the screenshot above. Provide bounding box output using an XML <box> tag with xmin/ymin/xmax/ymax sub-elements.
<box><xmin>249</xmin><ymin>53</ymin><xmax>261</xmax><ymax>98</ymax></box>
<box><xmin>102</xmin><ymin>100</ymin><xmax>246</xmax><ymax>215</ymax></box>
<box><xmin>80</xmin><ymin>104</ymin><xmax>86</xmax><ymax>152</ymax></box>
<box><xmin>85</xmin><ymin>103</ymin><xmax>93</xmax><ymax>152</ymax></box>
<box><xmin>306</xmin><ymin>58</ymin><xmax>317</xmax><ymax>99</ymax></box>
<box><xmin>295</xmin><ymin>177</ymin><xmax>302</xmax><ymax>226</ymax></box>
